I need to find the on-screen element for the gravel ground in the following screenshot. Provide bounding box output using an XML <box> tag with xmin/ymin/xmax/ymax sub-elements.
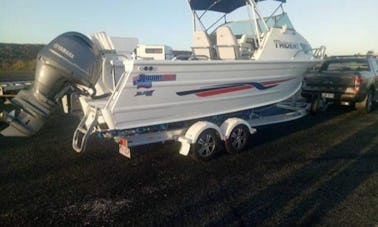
<box><xmin>0</xmin><ymin>104</ymin><xmax>377</xmax><ymax>226</ymax></box>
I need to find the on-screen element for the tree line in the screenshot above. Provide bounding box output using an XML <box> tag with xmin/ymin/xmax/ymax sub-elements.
<box><xmin>0</xmin><ymin>43</ymin><xmax>44</xmax><ymax>72</ymax></box>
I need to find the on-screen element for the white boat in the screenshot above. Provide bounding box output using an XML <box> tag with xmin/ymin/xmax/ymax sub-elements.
<box><xmin>83</xmin><ymin>0</ymin><xmax>325</xmax><ymax>131</ymax></box>
<box><xmin>1</xmin><ymin>0</ymin><xmax>325</xmax><ymax>154</ymax></box>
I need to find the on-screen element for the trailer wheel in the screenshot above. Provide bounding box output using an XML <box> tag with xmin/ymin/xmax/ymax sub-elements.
<box><xmin>356</xmin><ymin>90</ymin><xmax>374</xmax><ymax>113</ymax></box>
<box><xmin>310</xmin><ymin>96</ymin><xmax>323</xmax><ymax>115</ymax></box>
<box><xmin>310</xmin><ymin>97</ymin><xmax>319</xmax><ymax>115</ymax></box>
<box><xmin>310</xmin><ymin>95</ymin><xmax>328</xmax><ymax>115</ymax></box>
<box><xmin>191</xmin><ymin>129</ymin><xmax>220</xmax><ymax>161</ymax></box>
<box><xmin>225</xmin><ymin>125</ymin><xmax>249</xmax><ymax>153</ymax></box>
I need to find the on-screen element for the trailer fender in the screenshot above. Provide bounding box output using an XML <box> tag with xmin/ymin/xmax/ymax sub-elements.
<box><xmin>220</xmin><ymin>118</ymin><xmax>256</xmax><ymax>140</ymax></box>
<box><xmin>178</xmin><ymin>121</ymin><xmax>224</xmax><ymax>156</ymax></box>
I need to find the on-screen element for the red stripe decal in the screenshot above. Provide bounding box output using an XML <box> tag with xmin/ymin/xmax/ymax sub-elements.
<box><xmin>196</xmin><ymin>85</ymin><xmax>253</xmax><ymax>97</ymax></box>
<box><xmin>262</xmin><ymin>78</ymin><xmax>290</xmax><ymax>86</ymax></box>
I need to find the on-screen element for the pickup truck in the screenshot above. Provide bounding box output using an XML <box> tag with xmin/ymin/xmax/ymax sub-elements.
<box><xmin>301</xmin><ymin>55</ymin><xmax>378</xmax><ymax>113</ymax></box>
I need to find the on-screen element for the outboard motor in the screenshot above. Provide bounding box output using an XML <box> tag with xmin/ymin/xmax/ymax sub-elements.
<box><xmin>0</xmin><ymin>32</ymin><xmax>101</xmax><ymax>136</ymax></box>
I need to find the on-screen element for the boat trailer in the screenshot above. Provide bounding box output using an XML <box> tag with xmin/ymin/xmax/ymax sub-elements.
<box><xmin>71</xmin><ymin>95</ymin><xmax>309</xmax><ymax>159</ymax></box>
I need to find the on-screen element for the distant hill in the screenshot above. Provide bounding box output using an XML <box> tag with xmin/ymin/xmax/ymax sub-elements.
<box><xmin>0</xmin><ymin>43</ymin><xmax>192</xmax><ymax>74</ymax></box>
<box><xmin>0</xmin><ymin>43</ymin><xmax>44</xmax><ymax>73</ymax></box>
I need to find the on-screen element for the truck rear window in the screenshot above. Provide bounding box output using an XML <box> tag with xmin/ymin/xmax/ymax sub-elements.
<box><xmin>321</xmin><ymin>60</ymin><xmax>370</xmax><ymax>72</ymax></box>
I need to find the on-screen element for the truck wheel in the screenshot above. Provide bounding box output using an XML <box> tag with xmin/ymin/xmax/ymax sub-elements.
<box><xmin>191</xmin><ymin>129</ymin><xmax>221</xmax><ymax>161</ymax></box>
<box><xmin>225</xmin><ymin>125</ymin><xmax>249</xmax><ymax>153</ymax></box>
<box><xmin>356</xmin><ymin>90</ymin><xmax>374</xmax><ymax>113</ymax></box>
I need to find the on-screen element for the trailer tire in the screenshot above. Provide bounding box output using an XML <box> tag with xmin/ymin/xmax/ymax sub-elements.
<box><xmin>356</xmin><ymin>90</ymin><xmax>374</xmax><ymax>113</ymax></box>
<box><xmin>310</xmin><ymin>96</ymin><xmax>320</xmax><ymax>115</ymax></box>
<box><xmin>225</xmin><ymin>125</ymin><xmax>249</xmax><ymax>153</ymax></box>
<box><xmin>191</xmin><ymin>129</ymin><xmax>221</xmax><ymax>161</ymax></box>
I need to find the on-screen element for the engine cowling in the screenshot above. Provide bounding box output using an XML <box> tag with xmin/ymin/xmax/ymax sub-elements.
<box><xmin>1</xmin><ymin>32</ymin><xmax>102</xmax><ymax>136</ymax></box>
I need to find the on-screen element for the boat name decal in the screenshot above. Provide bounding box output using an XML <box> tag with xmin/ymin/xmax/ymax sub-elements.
<box><xmin>274</xmin><ymin>40</ymin><xmax>300</xmax><ymax>49</ymax></box>
<box><xmin>133</xmin><ymin>74</ymin><xmax>176</xmax><ymax>89</ymax></box>
<box><xmin>176</xmin><ymin>79</ymin><xmax>291</xmax><ymax>97</ymax></box>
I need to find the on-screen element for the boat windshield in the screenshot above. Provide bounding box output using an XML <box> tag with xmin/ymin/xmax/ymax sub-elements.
<box><xmin>224</xmin><ymin>13</ymin><xmax>294</xmax><ymax>36</ymax></box>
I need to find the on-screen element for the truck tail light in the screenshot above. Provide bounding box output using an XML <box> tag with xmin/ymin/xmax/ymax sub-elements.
<box><xmin>354</xmin><ymin>73</ymin><xmax>362</xmax><ymax>94</ymax></box>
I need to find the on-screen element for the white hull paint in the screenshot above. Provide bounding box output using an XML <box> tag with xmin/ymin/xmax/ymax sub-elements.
<box><xmin>90</xmin><ymin>59</ymin><xmax>315</xmax><ymax>130</ymax></box>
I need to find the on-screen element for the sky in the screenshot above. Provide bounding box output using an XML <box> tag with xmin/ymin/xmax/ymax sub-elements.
<box><xmin>1</xmin><ymin>0</ymin><xmax>378</xmax><ymax>55</ymax></box>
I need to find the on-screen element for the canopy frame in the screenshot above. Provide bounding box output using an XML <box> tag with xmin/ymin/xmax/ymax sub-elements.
<box><xmin>187</xmin><ymin>0</ymin><xmax>285</xmax><ymax>47</ymax></box>
<box><xmin>188</xmin><ymin>0</ymin><xmax>286</xmax><ymax>14</ymax></box>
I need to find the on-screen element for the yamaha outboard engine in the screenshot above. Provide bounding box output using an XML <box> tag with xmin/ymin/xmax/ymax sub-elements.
<box><xmin>0</xmin><ymin>32</ymin><xmax>101</xmax><ymax>136</ymax></box>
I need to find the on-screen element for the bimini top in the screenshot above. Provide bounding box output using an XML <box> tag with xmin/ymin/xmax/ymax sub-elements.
<box><xmin>189</xmin><ymin>0</ymin><xmax>286</xmax><ymax>13</ymax></box>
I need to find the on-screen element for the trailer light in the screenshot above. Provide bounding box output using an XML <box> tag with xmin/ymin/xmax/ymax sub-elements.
<box><xmin>119</xmin><ymin>138</ymin><xmax>128</xmax><ymax>146</ymax></box>
<box><xmin>118</xmin><ymin>138</ymin><xmax>131</xmax><ymax>158</ymax></box>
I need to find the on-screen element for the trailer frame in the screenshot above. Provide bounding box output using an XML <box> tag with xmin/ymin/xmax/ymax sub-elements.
<box><xmin>0</xmin><ymin>81</ymin><xmax>33</xmax><ymax>99</ymax></box>
<box><xmin>85</xmin><ymin>95</ymin><xmax>310</xmax><ymax>159</ymax></box>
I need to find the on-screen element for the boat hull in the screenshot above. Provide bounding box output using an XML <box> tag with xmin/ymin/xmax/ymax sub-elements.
<box><xmin>91</xmin><ymin>59</ymin><xmax>317</xmax><ymax>130</ymax></box>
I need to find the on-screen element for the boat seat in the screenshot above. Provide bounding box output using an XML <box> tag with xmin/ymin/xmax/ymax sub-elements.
<box><xmin>192</xmin><ymin>31</ymin><xmax>215</xmax><ymax>60</ymax></box>
<box><xmin>216</xmin><ymin>26</ymin><xmax>240</xmax><ymax>60</ymax></box>
<box><xmin>237</xmin><ymin>35</ymin><xmax>254</xmax><ymax>59</ymax></box>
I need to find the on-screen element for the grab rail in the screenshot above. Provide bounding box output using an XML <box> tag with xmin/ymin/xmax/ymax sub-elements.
<box><xmin>104</xmin><ymin>67</ymin><xmax>133</xmax><ymax>111</ymax></box>
<box><xmin>313</xmin><ymin>45</ymin><xmax>327</xmax><ymax>59</ymax></box>
<box><xmin>293</xmin><ymin>45</ymin><xmax>326</xmax><ymax>59</ymax></box>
